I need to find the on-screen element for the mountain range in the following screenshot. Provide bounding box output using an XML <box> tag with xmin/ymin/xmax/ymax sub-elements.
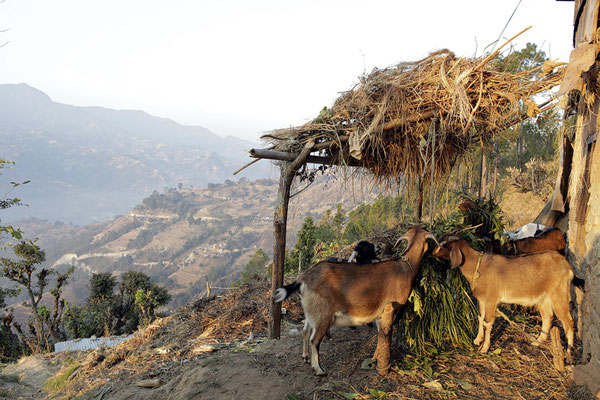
<box><xmin>0</xmin><ymin>83</ymin><xmax>271</xmax><ymax>224</ymax></box>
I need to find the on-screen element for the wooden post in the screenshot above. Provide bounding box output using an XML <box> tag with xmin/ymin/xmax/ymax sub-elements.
<box><xmin>269</xmin><ymin>142</ymin><xmax>314</xmax><ymax>339</ymax></box>
<box><xmin>550</xmin><ymin>326</ymin><xmax>565</xmax><ymax>371</ymax></box>
<box><xmin>416</xmin><ymin>177</ymin><xmax>424</xmax><ymax>223</ymax></box>
<box><xmin>492</xmin><ymin>140</ymin><xmax>499</xmax><ymax>196</ymax></box>
<box><xmin>479</xmin><ymin>140</ymin><xmax>488</xmax><ymax>199</ymax></box>
<box><xmin>428</xmin><ymin>120</ymin><xmax>437</xmax><ymax>223</ymax></box>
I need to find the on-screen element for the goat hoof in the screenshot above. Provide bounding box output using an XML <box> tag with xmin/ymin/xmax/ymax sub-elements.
<box><xmin>315</xmin><ymin>370</ymin><xmax>327</xmax><ymax>376</ymax></box>
<box><xmin>478</xmin><ymin>345</ymin><xmax>489</xmax><ymax>354</ymax></box>
<box><xmin>531</xmin><ymin>340</ymin><xmax>541</xmax><ymax>347</ymax></box>
<box><xmin>302</xmin><ymin>356</ymin><xmax>309</xmax><ymax>364</ymax></box>
<box><xmin>473</xmin><ymin>338</ymin><xmax>482</xmax><ymax>346</ymax></box>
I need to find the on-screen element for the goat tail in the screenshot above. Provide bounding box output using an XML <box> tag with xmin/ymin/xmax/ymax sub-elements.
<box><xmin>273</xmin><ymin>281</ymin><xmax>301</xmax><ymax>303</ymax></box>
<box><xmin>573</xmin><ymin>276</ymin><xmax>586</xmax><ymax>292</ymax></box>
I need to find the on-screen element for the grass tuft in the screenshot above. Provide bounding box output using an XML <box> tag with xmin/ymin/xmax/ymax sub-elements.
<box><xmin>43</xmin><ymin>363</ymin><xmax>80</xmax><ymax>394</ymax></box>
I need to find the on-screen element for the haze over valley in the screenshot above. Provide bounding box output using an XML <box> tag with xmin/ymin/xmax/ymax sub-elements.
<box><xmin>0</xmin><ymin>83</ymin><xmax>272</xmax><ymax>224</ymax></box>
<box><xmin>0</xmin><ymin>85</ymin><xmax>379</xmax><ymax>309</ymax></box>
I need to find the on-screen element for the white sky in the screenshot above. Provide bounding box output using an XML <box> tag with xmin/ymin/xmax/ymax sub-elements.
<box><xmin>0</xmin><ymin>0</ymin><xmax>576</xmax><ymax>142</ymax></box>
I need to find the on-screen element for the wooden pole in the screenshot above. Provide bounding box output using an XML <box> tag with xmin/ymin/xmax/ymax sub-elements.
<box><xmin>416</xmin><ymin>177</ymin><xmax>424</xmax><ymax>223</ymax></box>
<box><xmin>269</xmin><ymin>142</ymin><xmax>314</xmax><ymax>339</ymax></box>
<box><xmin>550</xmin><ymin>326</ymin><xmax>565</xmax><ymax>371</ymax></box>
<box><xmin>249</xmin><ymin>148</ymin><xmax>361</xmax><ymax>167</ymax></box>
<box><xmin>429</xmin><ymin>120</ymin><xmax>437</xmax><ymax>223</ymax></box>
<box><xmin>492</xmin><ymin>140</ymin><xmax>499</xmax><ymax>196</ymax></box>
<box><xmin>479</xmin><ymin>140</ymin><xmax>488</xmax><ymax>198</ymax></box>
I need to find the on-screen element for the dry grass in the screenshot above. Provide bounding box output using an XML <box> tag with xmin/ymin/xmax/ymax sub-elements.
<box><xmin>54</xmin><ymin>283</ymin><xmax>594</xmax><ymax>400</ymax></box>
<box><xmin>263</xmin><ymin>45</ymin><xmax>564</xmax><ymax>185</ymax></box>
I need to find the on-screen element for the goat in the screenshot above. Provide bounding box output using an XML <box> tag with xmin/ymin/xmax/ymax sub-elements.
<box><xmin>432</xmin><ymin>236</ymin><xmax>574</xmax><ymax>356</ymax></box>
<box><xmin>273</xmin><ymin>226</ymin><xmax>437</xmax><ymax>376</ymax></box>
<box><xmin>507</xmin><ymin>227</ymin><xmax>566</xmax><ymax>255</ymax></box>
<box><xmin>347</xmin><ymin>240</ymin><xmax>378</xmax><ymax>264</ymax></box>
<box><xmin>325</xmin><ymin>240</ymin><xmax>378</xmax><ymax>264</ymax></box>
<box><xmin>505</xmin><ymin>228</ymin><xmax>585</xmax><ymax>290</ymax></box>
<box><xmin>504</xmin><ymin>222</ymin><xmax>546</xmax><ymax>241</ymax></box>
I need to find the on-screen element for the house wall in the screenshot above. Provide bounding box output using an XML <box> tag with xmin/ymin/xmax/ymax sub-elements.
<box><xmin>572</xmin><ymin>114</ymin><xmax>600</xmax><ymax>395</ymax></box>
<box><xmin>569</xmin><ymin>2</ymin><xmax>600</xmax><ymax>396</ymax></box>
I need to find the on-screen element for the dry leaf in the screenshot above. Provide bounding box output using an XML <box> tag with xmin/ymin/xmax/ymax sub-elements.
<box><xmin>423</xmin><ymin>380</ymin><xmax>443</xmax><ymax>390</ymax></box>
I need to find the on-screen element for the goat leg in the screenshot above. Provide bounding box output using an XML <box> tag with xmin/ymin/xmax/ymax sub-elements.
<box><xmin>532</xmin><ymin>300</ymin><xmax>552</xmax><ymax>346</ymax></box>
<box><xmin>474</xmin><ymin>303</ymin><xmax>486</xmax><ymax>346</ymax></box>
<box><xmin>479</xmin><ymin>303</ymin><xmax>497</xmax><ymax>353</ymax></box>
<box><xmin>302</xmin><ymin>320</ymin><xmax>310</xmax><ymax>363</ymax></box>
<box><xmin>309</xmin><ymin>324</ymin><xmax>329</xmax><ymax>375</ymax></box>
<box><xmin>373</xmin><ymin>303</ymin><xmax>396</xmax><ymax>375</ymax></box>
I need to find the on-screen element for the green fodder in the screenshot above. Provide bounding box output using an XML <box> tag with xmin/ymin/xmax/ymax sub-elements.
<box><xmin>400</xmin><ymin>254</ymin><xmax>477</xmax><ymax>354</ymax></box>
<box><xmin>397</xmin><ymin>195</ymin><xmax>509</xmax><ymax>355</ymax></box>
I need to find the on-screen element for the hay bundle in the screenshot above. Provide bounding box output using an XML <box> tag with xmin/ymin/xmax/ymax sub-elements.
<box><xmin>262</xmin><ymin>47</ymin><xmax>564</xmax><ymax>183</ymax></box>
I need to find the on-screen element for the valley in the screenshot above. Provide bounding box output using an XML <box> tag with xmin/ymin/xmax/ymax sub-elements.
<box><xmin>7</xmin><ymin>176</ymin><xmax>380</xmax><ymax>310</ymax></box>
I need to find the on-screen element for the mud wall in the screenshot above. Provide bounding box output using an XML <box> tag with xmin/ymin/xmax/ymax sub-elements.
<box><xmin>570</xmin><ymin>95</ymin><xmax>600</xmax><ymax>397</ymax></box>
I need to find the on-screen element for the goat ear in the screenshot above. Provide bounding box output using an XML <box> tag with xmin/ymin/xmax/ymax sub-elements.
<box><xmin>449</xmin><ymin>243</ymin><xmax>464</xmax><ymax>269</ymax></box>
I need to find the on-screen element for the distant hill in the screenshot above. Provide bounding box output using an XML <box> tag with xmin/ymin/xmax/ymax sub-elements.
<box><xmin>8</xmin><ymin>176</ymin><xmax>379</xmax><ymax>309</ymax></box>
<box><xmin>0</xmin><ymin>83</ymin><xmax>271</xmax><ymax>224</ymax></box>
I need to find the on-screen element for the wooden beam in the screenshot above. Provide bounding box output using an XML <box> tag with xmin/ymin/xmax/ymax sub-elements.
<box><xmin>491</xmin><ymin>100</ymin><xmax>556</xmax><ymax>134</ymax></box>
<box><xmin>312</xmin><ymin>135</ymin><xmax>349</xmax><ymax>151</ymax></box>
<box><xmin>249</xmin><ymin>148</ymin><xmax>362</xmax><ymax>167</ymax></box>
<box><xmin>382</xmin><ymin>110</ymin><xmax>436</xmax><ymax>131</ymax></box>
<box><xmin>268</xmin><ymin>141</ymin><xmax>315</xmax><ymax>339</ymax></box>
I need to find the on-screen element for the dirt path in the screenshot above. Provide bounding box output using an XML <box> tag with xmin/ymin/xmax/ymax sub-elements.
<box><xmin>96</xmin><ymin>325</ymin><xmax>379</xmax><ymax>400</ymax></box>
<box><xmin>0</xmin><ymin>354</ymin><xmax>62</xmax><ymax>399</ymax></box>
<box><xmin>1</xmin><ymin>284</ymin><xmax>595</xmax><ymax>400</ymax></box>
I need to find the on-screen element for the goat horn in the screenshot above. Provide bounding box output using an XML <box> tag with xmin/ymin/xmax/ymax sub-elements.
<box><xmin>393</xmin><ymin>235</ymin><xmax>407</xmax><ymax>250</ymax></box>
<box><xmin>427</xmin><ymin>232</ymin><xmax>440</xmax><ymax>246</ymax></box>
<box><xmin>347</xmin><ymin>250</ymin><xmax>358</xmax><ymax>263</ymax></box>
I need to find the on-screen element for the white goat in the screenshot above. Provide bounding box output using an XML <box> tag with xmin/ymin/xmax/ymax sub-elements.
<box><xmin>273</xmin><ymin>226</ymin><xmax>437</xmax><ymax>375</ymax></box>
<box><xmin>433</xmin><ymin>236</ymin><xmax>574</xmax><ymax>356</ymax></box>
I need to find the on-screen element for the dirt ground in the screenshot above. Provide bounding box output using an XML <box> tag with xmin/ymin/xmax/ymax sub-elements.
<box><xmin>0</xmin><ymin>284</ymin><xmax>595</xmax><ymax>400</ymax></box>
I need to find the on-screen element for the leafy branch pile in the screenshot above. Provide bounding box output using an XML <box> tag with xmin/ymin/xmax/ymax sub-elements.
<box><xmin>400</xmin><ymin>194</ymin><xmax>509</xmax><ymax>354</ymax></box>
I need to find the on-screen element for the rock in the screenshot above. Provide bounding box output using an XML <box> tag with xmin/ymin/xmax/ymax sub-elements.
<box><xmin>135</xmin><ymin>379</ymin><xmax>162</xmax><ymax>388</ymax></box>
<box><xmin>83</xmin><ymin>348</ymin><xmax>105</xmax><ymax>369</ymax></box>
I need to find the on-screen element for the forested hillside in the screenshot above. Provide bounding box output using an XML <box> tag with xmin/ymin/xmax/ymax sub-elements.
<box><xmin>3</xmin><ymin>176</ymin><xmax>379</xmax><ymax>313</ymax></box>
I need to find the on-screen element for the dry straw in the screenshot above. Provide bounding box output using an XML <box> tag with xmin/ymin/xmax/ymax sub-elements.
<box><xmin>262</xmin><ymin>40</ymin><xmax>565</xmax><ymax>185</ymax></box>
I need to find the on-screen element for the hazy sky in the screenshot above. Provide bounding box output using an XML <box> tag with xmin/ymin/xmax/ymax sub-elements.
<box><xmin>0</xmin><ymin>0</ymin><xmax>576</xmax><ymax>142</ymax></box>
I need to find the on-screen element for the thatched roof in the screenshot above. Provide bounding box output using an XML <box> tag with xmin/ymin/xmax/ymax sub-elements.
<box><xmin>258</xmin><ymin>46</ymin><xmax>565</xmax><ymax>183</ymax></box>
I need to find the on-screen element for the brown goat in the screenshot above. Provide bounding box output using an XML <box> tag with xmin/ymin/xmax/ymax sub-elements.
<box><xmin>507</xmin><ymin>227</ymin><xmax>566</xmax><ymax>254</ymax></box>
<box><xmin>273</xmin><ymin>226</ymin><xmax>437</xmax><ymax>375</ymax></box>
<box><xmin>433</xmin><ymin>236</ymin><xmax>574</xmax><ymax>356</ymax></box>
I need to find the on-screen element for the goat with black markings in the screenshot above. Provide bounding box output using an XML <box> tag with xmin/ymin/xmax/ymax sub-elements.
<box><xmin>273</xmin><ymin>226</ymin><xmax>437</xmax><ymax>376</ymax></box>
<box><xmin>347</xmin><ymin>240</ymin><xmax>378</xmax><ymax>264</ymax></box>
<box><xmin>433</xmin><ymin>236</ymin><xmax>575</xmax><ymax>356</ymax></box>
